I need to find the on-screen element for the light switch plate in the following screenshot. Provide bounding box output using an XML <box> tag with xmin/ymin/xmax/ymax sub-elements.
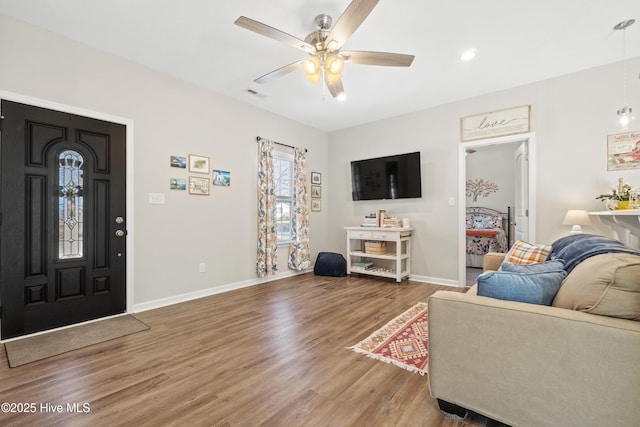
<box><xmin>148</xmin><ymin>193</ymin><xmax>165</xmax><ymax>204</ymax></box>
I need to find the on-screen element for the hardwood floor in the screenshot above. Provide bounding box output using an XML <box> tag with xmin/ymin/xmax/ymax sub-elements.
<box><xmin>1</xmin><ymin>273</ymin><xmax>498</xmax><ymax>426</ymax></box>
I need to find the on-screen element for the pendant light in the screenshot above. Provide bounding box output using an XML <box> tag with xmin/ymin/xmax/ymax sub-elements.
<box><xmin>614</xmin><ymin>19</ymin><xmax>636</xmax><ymax>129</ymax></box>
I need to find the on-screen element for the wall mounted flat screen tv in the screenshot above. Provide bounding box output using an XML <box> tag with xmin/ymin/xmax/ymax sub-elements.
<box><xmin>351</xmin><ymin>152</ymin><xmax>422</xmax><ymax>201</ymax></box>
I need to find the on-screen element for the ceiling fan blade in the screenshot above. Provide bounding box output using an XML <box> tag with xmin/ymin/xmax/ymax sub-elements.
<box><xmin>254</xmin><ymin>60</ymin><xmax>305</xmax><ymax>84</ymax></box>
<box><xmin>341</xmin><ymin>51</ymin><xmax>414</xmax><ymax>67</ymax></box>
<box><xmin>324</xmin><ymin>74</ymin><xmax>345</xmax><ymax>98</ymax></box>
<box><xmin>325</xmin><ymin>0</ymin><xmax>380</xmax><ymax>50</ymax></box>
<box><xmin>235</xmin><ymin>16</ymin><xmax>316</xmax><ymax>54</ymax></box>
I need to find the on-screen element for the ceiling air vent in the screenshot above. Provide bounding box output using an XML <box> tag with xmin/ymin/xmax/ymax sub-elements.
<box><xmin>246</xmin><ymin>89</ymin><xmax>266</xmax><ymax>98</ymax></box>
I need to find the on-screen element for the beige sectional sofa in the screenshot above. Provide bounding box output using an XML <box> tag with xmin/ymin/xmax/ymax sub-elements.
<box><xmin>428</xmin><ymin>246</ymin><xmax>640</xmax><ymax>427</ymax></box>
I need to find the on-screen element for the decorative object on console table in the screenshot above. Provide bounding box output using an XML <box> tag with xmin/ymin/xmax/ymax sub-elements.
<box><xmin>365</xmin><ymin>241</ymin><xmax>387</xmax><ymax>255</ymax></box>
<box><xmin>362</xmin><ymin>214</ymin><xmax>378</xmax><ymax>227</ymax></box>
<box><xmin>630</xmin><ymin>190</ymin><xmax>640</xmax><ymax>209</ymax></box>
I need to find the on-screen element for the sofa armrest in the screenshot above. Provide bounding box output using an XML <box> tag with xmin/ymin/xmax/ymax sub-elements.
<box><xmin>482</xmin><ymin>252</ymin><xmax>505</xmax><ymax>272</ymax></box>
<box><xmin>427</xmin><ymin>291</ymin><xmax>640</xmax><ymax>427</ymax></box>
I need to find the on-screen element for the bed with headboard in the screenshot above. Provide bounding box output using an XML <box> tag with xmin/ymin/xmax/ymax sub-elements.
<box><xmin>466</xmin><ymin>206</ymin><xmax>511</xmax><ymax>268</ymax></box>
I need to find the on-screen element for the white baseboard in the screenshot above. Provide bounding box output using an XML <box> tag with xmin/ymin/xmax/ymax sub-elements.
<box><xmin>409</xmin><ymin>274</ymin><xmax>464</xmax><ymax>288</ymax></box>
<box><xmin>133</xmin><ymin>269</ymin><xmax>312</xmax><ymax>313</ymax></box>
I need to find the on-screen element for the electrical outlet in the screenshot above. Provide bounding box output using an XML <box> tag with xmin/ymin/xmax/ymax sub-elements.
<box><xmin>199</xmin><ymin>262</ymin><xmax>205</xmax><ymax>273</ymax></box>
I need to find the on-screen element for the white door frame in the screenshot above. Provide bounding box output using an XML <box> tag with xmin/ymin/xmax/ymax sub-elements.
<box><xmin>458</xmin><ymin>132</ymin><xmax>536</xmax><ymax>286</ymax></box>
<box><xmin>0</xmin><ymin>90</ymin><xmax>135</xmax><ymax>313</ymax></box>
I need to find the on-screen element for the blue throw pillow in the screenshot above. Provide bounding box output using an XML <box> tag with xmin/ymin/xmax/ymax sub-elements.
<box><xmin>500</xmin><ymin>259</ymin><xmax>565</xmax><ymax>273</ymax></box>
<box><xmin>477</xmin><ymin>270</ymin><xmax>567</xmax><ymax>305</ymax></box>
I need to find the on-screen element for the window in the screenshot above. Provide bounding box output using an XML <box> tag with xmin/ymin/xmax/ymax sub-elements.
<box><xmin>273</xmin><ymin>151</ymin><xmax>293</xmax><ymax>243</ymax></box>
<box><xmin>58</xmin><ymin>150</ymin><xmax>84</xmax><ymax>259</ymax></box>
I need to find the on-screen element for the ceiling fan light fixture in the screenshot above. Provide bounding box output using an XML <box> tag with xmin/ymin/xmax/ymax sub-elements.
<box><xmin>326</xmin><ymin>71</ymin><xmax>342</xmax><ymax>85</ymax></box>
<box><xmin>303</xmin><ymin>56</ymin><xmax>321</xmax><ymax>74</ymax></box>
<box><xmin>305</xmin><ymin>69</ymin><xmax>322</xmax><ymax>84</ymax></box>
<box><xmin>327</xmin><ymin>56</ymin><xmax>344</xmax><ymax>74</ymax></box>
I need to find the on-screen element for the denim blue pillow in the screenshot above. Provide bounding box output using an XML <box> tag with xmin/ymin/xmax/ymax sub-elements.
<box><xmin>477</xmin><ymin>270</ymin><xmax>567</xmax><ymax>305</ymax></box>
<box><xmin>500</xmin><ymin>259</ymin><xmax>565</xmax><ymax>273</ymax></box>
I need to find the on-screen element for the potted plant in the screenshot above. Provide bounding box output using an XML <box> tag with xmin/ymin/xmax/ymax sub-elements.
<box><xmin>596</xmin><ymin>181</ymin><xmax>633</xmax><ymax>210</ymax></box>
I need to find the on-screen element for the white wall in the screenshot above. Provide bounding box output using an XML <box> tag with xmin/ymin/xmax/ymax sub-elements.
<box><xmin>0</xmin><ymin>14</ymin><xmax>331</xmax><ymax>308</ymax></box>
<box><xmin>2</xmin><ymin>13</ymin><xmax>639</xmax><ymax>297</ymax></box>
<box><xmin>328</xmin><ymin>57</ymin><xmax>640</xmax><ymax>284</ymax></box>
<box><xmin>465</xmin><ymin>144</ymin><xmax>516</xmax><ymax>212</ymax></box>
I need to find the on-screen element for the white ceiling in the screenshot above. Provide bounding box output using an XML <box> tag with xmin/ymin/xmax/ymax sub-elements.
<box><xmin>1</xmin><ymin>0</ymin><xmax>639</xmax><ymax>132</ymax></box>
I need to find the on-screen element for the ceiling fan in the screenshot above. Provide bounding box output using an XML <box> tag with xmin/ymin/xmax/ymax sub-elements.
<box><xmin>234</xmin><ymin>0</ymin><xmax>414</xmax><ymax>99</ymax></box>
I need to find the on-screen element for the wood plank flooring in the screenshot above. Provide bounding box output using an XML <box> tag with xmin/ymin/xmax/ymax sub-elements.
<box><xmin>1</xmin><ymin>273</ymin><xmax>498</xmax><ymax>427</ymax></box>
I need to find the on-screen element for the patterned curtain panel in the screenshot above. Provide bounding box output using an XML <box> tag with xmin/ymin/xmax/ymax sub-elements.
<box><xmin>257</xmin><ymin>138</ymin><xmax>278</xmax><ymax>277</ymax></box>
<box><xmin>288</xmin><ymin>147</ymin><xmax>311</xmax><ymax>270</ymax></box>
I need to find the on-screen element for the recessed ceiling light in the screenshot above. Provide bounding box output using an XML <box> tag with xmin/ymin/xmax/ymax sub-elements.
<box><xmin>337</xmin><ymin>92</ymin><xmax>347</xmax><ymax>102</ymax></box>
<box><xmin>460</xmin><ymin>49</ymin><xmax>477</xmax><ymax>61</ymax></box>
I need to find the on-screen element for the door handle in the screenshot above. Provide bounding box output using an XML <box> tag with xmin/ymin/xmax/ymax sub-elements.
<box><xmin>115</xmin><ymin>229</ymin><xmax>126</xmax><ymax>237</ymax></box>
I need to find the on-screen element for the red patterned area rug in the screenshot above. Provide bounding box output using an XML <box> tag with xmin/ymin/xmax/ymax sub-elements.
<box><xmin>349</xmin><ymin>302</ymin><xmax>429</xmax><ymax>375</ymax></box>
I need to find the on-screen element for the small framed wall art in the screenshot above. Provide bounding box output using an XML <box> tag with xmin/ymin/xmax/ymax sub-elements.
<box><xmin>311</xmin><ymin>199</ymin><xmax>321</xmax><ymax>212</ymax></box>
<box><xmin>311</xmin><ymin>172</ymin><xmax>322</xmax><ymax>185</ymax></box>
<box><xmin>189</xmin><ymin>154</ymin><xmax>210</xmax><ymax>174</ymax></box>
<box><xmin>170</xmin><ymin>178</ymin><xmax>187</xmax><ymax>190</ymax></box>
<box><xmin>188</xmin><ymin>176</ymin><xmax>210</xmax><ymax>195</ymax></box>
<box><xmin>311</xmin><ymin>185</ymin><xmax>322</xmax><ymax>198</ymax></box>
<box><xmin>170</xmin><ymin>156</ymin><xmax>186</xmax><ymax>168</ymax></box>
<box><xmin>213</xmin><ymin>169</ymin><xmax>231</xmax><ymax>186</ymax></box>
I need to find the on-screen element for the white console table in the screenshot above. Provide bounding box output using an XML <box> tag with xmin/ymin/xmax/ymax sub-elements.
<box><xmin>589</xmin><ymin>210</ymin><xmax>640</xmax><ymax>250</ymax></box>
<box><xmin>345</xmin><ymin>227</ymin><xmax>412</xmax><ymax>283</ymax></box>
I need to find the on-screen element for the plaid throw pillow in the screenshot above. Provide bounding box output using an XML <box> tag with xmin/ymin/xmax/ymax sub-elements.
<box><xmin>505</xmin><ymin>240</ymin><xmax>552</xmax><ymax>265</ymax></box>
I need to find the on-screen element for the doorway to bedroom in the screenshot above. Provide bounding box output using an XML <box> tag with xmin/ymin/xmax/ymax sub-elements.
<box><xmin>460</xmin><ymin>133</ymin><xmax>536</xmax><ymax>286</ymax></box>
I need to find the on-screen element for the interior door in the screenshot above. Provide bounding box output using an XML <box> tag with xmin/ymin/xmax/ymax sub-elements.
<box><xmin>514</xmin><ymin>142</ymin><xmax>529</xmax><ymax>242</ymax></box>
<box><xmin>0</xmin><ymin>100</ymin><xmax>127</xmax><ymax>339</ymax></box>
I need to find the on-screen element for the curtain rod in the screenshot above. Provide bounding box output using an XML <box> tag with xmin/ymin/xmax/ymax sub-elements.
<box><xmin>256</xmin><ymin>136</ymin><xmax>307</xmax><ymax>152</ymax></box>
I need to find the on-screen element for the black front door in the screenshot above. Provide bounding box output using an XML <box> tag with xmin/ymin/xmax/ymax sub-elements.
<box><xmin>0</xmin><ymin>100</ymin><xmax>127</xmax><ymax>339</ymax></box>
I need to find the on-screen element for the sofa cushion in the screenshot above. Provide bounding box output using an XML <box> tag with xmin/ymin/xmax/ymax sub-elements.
<box><xmin>552</xmin><ymin>253</ymin><xmax>640</xmax><ymax>320</ymax></box>
<box><xmin>501</xmin><ymin>259</ymin><xmax>565</xmax><ymax>273</ymax></box>
<box><xmin>477</xmin><ymin>269</ymin><xmax>567</xmax><ymax>305</ymax></box>
<box><xmin>503</xmin><ymin>240</ymin><xmax>552</xmax><ymax>265</ymax></box>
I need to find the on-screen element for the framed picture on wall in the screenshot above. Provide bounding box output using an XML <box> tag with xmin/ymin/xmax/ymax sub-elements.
<box><xmin>189</xmin><ymin>154</ymin><xmax>210</xmax><ymax>174</ymax></box>
<box><xmin>311</xmin><ymin>172</ymin><xmax>321</xmax><ymax>185</ymax></box>
<box><xmin>607</xmin><ymin>131</ymin><xmax>640</xmax><ymax>171</ymax></box>
<box><xmin>311</xmin><ymin>199</ymin><xmax>321</xmax><ymax>212</ymax></box>
<box><xmin>188</xmin><ymin>176</ymin><xmax>210</xmax><ymax>195</ymax></box>
<box><xmin>311</xmin><ymin>185</ymin><xmax>322</xmax><ymax>198</ymax></box>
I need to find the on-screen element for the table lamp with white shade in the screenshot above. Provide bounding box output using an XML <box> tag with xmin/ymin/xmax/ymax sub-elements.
<box><xmin>562</xmin><ymin>210</ymin><xmax>592</xmax><ymax>234</ymax></box>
